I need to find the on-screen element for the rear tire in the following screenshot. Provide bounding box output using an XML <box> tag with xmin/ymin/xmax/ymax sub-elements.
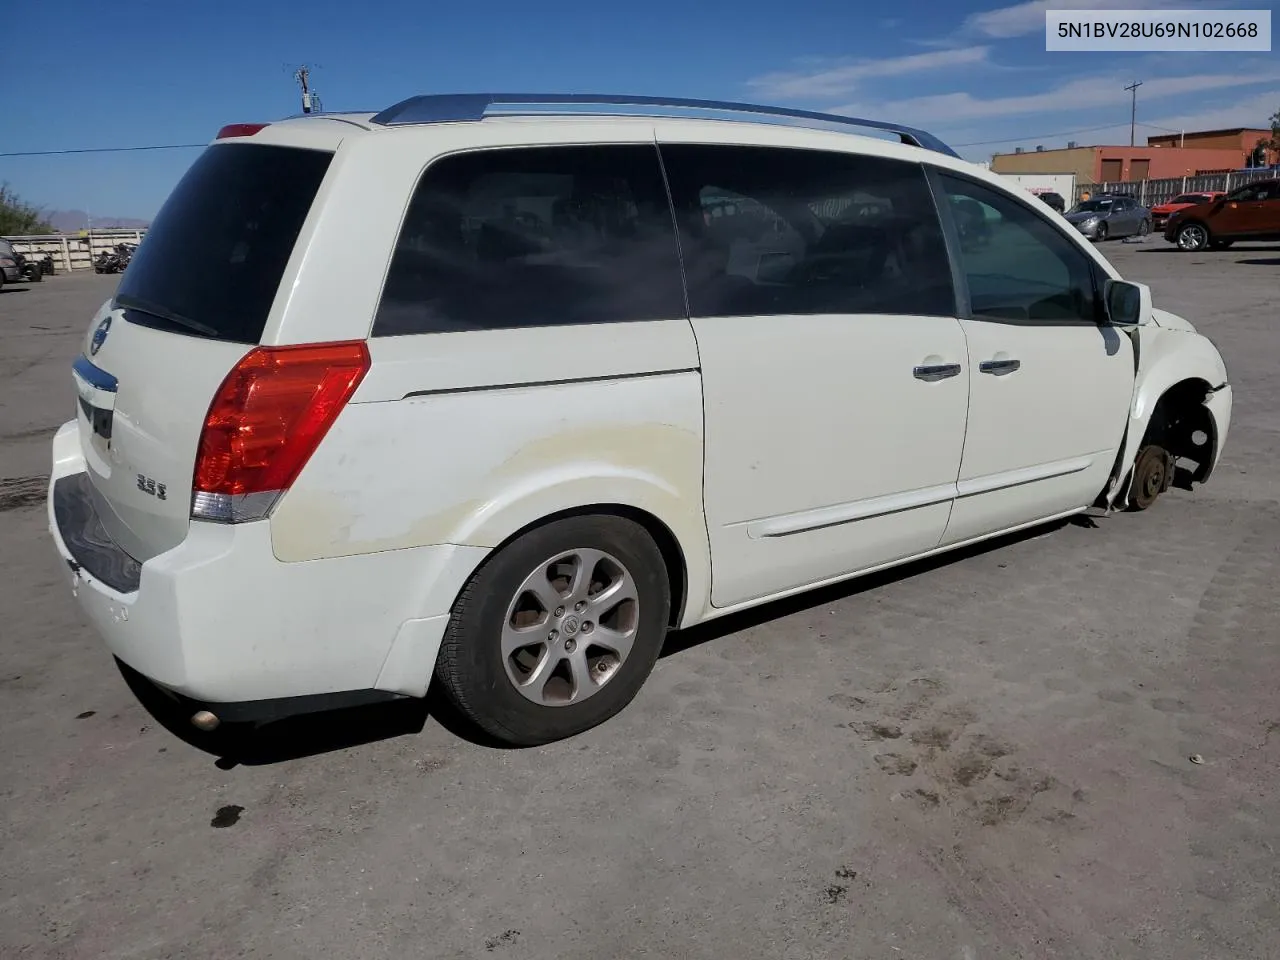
<box><xmin>1137</xmin><ymin>218</ymin><xmax>1151</xmax><ymax>237</ymax></box>
<box><xmin>434</xmin><ymin>515</ymin><xmax>671</xmax><ymax>747</ymax></box>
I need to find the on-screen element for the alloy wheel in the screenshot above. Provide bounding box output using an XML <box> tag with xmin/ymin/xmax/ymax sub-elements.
<box><xmin>501</xmin><ymin>548</ymin><xmax>640</xmax><ymax>706</ymax></box>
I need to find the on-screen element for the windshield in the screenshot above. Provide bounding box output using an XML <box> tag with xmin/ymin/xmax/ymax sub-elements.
<box><xmin>115</xmin><ymin>143</ymin><xmax>332</xmax><ymax>343</ymax></box>
<box><xmin>1170</xmin><ymin>194</ymin><xmax>1210</xmax><ymax>205</ymax></box>
<box><xmin>1069</xmin><ymin>199</ymin><xmax>1114</xmax><ymax>213</ymax></box>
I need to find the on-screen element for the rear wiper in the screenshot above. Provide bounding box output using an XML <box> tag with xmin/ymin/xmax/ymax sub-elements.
<box><xmin>114</xmin><ymin>294</ymin><xmax>220</xmax><ymax>338</ymax></box>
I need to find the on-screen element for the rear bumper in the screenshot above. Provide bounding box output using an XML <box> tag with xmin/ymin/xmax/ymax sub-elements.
<box><xmin>47</xmin><ymin>420</ymin><xmax>488</xmax><ymax>717</ymax></box>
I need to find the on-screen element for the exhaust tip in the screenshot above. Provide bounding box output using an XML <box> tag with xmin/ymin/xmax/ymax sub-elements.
<box><xmin>191</xmin><ymin>710</ymin><xmax>221</xmax><ymax>732</ymax></box>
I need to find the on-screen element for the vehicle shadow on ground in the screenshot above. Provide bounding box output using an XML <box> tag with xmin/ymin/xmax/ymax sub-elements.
<box><xmin>661</xmin><ymin>515</ymin><xmax>1092</xmax><ymax>656</ymax></box>
<box><xmin>137</xmin><ymin>515</ymin><xmax>1096</xmax><ymax>766</ymax></box>
<box><xmin>1237</xmin><ymin>257</ymin><xmax>1280</xmax><ymax>266</ymax></box>
<box><xmin>1139</xmin><ymin>245</ymin><xmax>1280</xmax><ymax>255</ymax></box>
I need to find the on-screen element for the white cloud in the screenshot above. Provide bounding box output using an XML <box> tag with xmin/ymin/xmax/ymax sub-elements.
<box><xmin>834</xmin><ymin>71</ymin><xmax>1280</xmax><ymax>126</ymax></box>
<box><xmin>945</xmin><ymin>89</ymin><xmax>1279</xmax><ymax>161</ymax></box>
<box><xmin>747</xmin><ymin>46</ymin><xmax>990</xmax><ymax>100</ymax></box>
<box><xmin>964</xmin><ymin>0</ymin><xmax>1199</xmax><ymax>39</ymax></box>
<box><xmin>1143</xmin><ymin>88</ymin><xmax>1280</xmax><ymax>138</ymax></box>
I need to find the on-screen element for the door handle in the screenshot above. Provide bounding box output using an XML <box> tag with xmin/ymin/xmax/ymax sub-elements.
<box><xmin>979</xmin><ymin>358</ymin><xmax>1021</xmax><ymax>375</ymax></box>
<box><xmin>913</xmin><ymin>363</ymin><xmax>962</xmax><ymax>382</ymax></box>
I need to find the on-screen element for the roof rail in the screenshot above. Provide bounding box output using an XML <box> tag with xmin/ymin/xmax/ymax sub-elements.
<box><xmin>368</xmin><ymin>93</ymin><xmax>959</xmax><ymax>158</ymax></box>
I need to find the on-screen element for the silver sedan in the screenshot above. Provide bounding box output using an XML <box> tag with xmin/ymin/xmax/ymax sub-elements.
<box><xmin>1063</xmin><ymin>195</ymin><xmax>1152</xmax><ymax>240</ymax></box>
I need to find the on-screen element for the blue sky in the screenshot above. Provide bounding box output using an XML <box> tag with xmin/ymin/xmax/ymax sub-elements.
<box><xmin>3</xmin><ymin>0</ymin><xmax>1278</xmax><ymax>220</ymax></box>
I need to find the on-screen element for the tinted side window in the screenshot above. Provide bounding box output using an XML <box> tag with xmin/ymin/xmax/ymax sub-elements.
<box><xmin>659</xmin><ymin>144</ymin><xmax>955</xmax><ymax>318</ymax></box>
<box><xmin>373</xmin><ymin>145</ymin><xmax>683</xmax><ymax>336</ymax></box>
<box><xmin>1228</xmin><ymin>183</ymin><xmax>1267</xmax><ymax>202</ymax></box>
<box><xmin>939</xmin><ymin>173</ymin><xmax>1101</xmax><ymax>325</ymax></box>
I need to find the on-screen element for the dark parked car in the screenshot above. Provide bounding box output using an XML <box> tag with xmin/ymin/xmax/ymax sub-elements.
<box><xmin>1064</xmin><ymin>193</ymin><xmax>1152</xmax><ymax>240</ymax></box>
<box><xmin>1035</xmin><ymin>190</ymin><xmax>1066</xmax><ymax>213</ymax></box>
<box><xmin>0</xmin><ymin>239</ymin><xmax>20</xmax><ymax>289</ymax></box>
<box><xmin>1165</xmin><ymin>179</ymin><xmax>1280</xmax><ymax>251</ymax></box>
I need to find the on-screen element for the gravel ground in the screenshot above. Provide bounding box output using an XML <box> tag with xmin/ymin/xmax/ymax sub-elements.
<box><xmin>2</xmin><ymin>239</ymin><xmax>1278</xmax><ymax>960</ymax></box>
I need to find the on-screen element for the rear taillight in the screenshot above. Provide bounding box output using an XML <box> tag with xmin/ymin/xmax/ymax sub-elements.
<box><xmin>216</xmin><ymin>123</ymin><xmax>269</xmax><ymax>139</ymax></box>
<box><xmin>191</xmin><ymin>341</ymin><xmax>370</xmax><ymax>523</ymax></box>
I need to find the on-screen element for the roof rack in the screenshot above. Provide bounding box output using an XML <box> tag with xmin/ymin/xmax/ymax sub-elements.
<box><xmin>368</xmin><ymin>93</ymin><xmax>959</xmax><ymax>158</ymax></box>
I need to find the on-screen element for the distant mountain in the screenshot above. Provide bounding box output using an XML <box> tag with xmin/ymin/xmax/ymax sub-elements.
<box><xmin>46</xmin><ymin>210</ymin><xmax>150</xmax><ymax>232</ymax></box>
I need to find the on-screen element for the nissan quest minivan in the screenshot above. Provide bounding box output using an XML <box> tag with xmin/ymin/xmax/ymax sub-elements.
<box><xmin>49</xmin><ymin>94</ymin><xmax>1232</xmax><ymax>747</ymax></box>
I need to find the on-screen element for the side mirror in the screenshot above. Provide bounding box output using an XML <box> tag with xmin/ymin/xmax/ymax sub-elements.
<box><xmin>1104</xmin><ymin>278</ymin><xmax>1151</xmax><ymax>328</ymax></box>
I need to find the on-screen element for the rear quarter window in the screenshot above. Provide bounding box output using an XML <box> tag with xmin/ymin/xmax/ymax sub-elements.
<box><xmin>115</xmin><ymin>143</ymin><xmax>332</xmax><ymax>343</ymax></box>
<box><xmin>373</xmin><ymin>144</ymin><xmax>684</xmax><ymax>336</ymax></box>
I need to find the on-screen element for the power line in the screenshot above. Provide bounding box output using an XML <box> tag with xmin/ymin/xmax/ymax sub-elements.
<box><xmin>953</xmin><ymin>123</ymin><xmax>1125</xmax><ymax>148</ymax></box>
<box><xmin>953</xmin><ymin>117</ymin><xmax>1195</xmax><ymax>150</ymax></box>
<box><xmin>0</xmin><ymin>143</ymin><xmax>205</xmax><ymax>158</ymax></box>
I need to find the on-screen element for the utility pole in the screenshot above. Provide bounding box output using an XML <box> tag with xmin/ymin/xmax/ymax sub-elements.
<box><xmin>292</xmin><ymin>65</ymin><xmax>322</xmax><ymax>114</ymax></box>
<box><xmin>1124</xmin><ymin>80</ymin><xmax>1143</xmax><ymax>147</ymax></box>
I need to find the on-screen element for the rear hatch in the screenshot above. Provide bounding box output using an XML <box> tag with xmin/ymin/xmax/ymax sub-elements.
<box><xmin>73</xmin><ymin>139</ymin><xmax>333</xmax><ymax>562</ymax></box>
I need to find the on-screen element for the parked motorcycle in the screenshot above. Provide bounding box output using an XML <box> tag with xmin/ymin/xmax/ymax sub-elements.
<box><xmin>15</xmin><ymin>252</ymin><xmax>43</xmax><ymax>283</ymax></box>
<box><xmin>92</xmin><ymin>242</ymin><xmax>138</xmax><ymax>275</ymax></box>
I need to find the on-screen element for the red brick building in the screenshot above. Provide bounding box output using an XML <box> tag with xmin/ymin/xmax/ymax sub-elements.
<box><xmin>991</xmin><ymin>143</ymin><xmax>1249</xmax><ymax>184</ymax></box>
<box><xmin>1146</xmin><ymin>128</ymin><xmax>1278</xmax><ymax>168</ymax></box>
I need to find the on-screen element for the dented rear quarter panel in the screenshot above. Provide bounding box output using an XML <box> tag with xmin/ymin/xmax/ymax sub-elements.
<box><xmin>268</xmin><ymin>319</ymin><xmax>713</xmax><ymax>627</ymax></box>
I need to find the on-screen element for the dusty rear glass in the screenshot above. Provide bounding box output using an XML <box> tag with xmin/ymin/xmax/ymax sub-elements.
<box><xmin>115</xmin><ymin>143</ymin><xmax>332</xmax><ymax>343</ymax></box>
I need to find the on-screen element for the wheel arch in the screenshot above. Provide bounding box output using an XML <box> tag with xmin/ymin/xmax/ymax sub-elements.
<box><xmin>1106</xmin><ymin>372</ymin><xmax>1222</xmax><ymax>508</ymax></box>
<box><xmin>461</xmin><ymin>502</ymin><xmax>695</xmax><ymax>631</ymax></box>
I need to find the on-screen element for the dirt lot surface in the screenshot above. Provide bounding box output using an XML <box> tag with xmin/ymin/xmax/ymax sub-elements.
<box><xmin>2</xmin><ymin>240</ymin><xmax>1279</xmax><ymax>960</ymax></box>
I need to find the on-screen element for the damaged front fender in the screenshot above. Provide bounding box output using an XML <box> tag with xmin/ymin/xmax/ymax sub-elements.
<box><xmin>1102</xmin><ymin>315</ymin><xmax>1230</xmax><ymax>510</ymax></box>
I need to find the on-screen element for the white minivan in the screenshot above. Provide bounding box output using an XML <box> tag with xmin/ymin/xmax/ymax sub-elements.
<box><xmin>48</xmin><ymin>95</ymin><xmax>1232</xmax><ymax>747</ymax></box>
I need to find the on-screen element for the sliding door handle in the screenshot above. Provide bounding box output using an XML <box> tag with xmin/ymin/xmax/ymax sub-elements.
<box><xmin>979</xmin><ymin>358</ymin><xmax>1021</xmax><ymax>375</ymax></box>
<box><xmin>913</xmin><ymin>363</ymin><xmax>962</xmax><ymax>382</ymax></box>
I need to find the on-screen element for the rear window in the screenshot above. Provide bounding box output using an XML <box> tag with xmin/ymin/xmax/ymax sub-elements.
<box><xmin>115</xmin><ymin>143</ymin><xmax>332</xmax><ymax>343</ymax></box>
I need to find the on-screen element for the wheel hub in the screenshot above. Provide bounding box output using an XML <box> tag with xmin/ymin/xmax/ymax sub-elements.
<box><xmin>500</xmin><ymin>547</ymin><xmax>640</xmax><ymax>707</ymax></box>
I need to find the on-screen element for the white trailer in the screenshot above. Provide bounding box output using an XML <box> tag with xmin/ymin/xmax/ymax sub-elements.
<box><xmin>997</xmin><ymin>172</ymin><xmax>1077</xmax><ymax>201</ymax></box>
